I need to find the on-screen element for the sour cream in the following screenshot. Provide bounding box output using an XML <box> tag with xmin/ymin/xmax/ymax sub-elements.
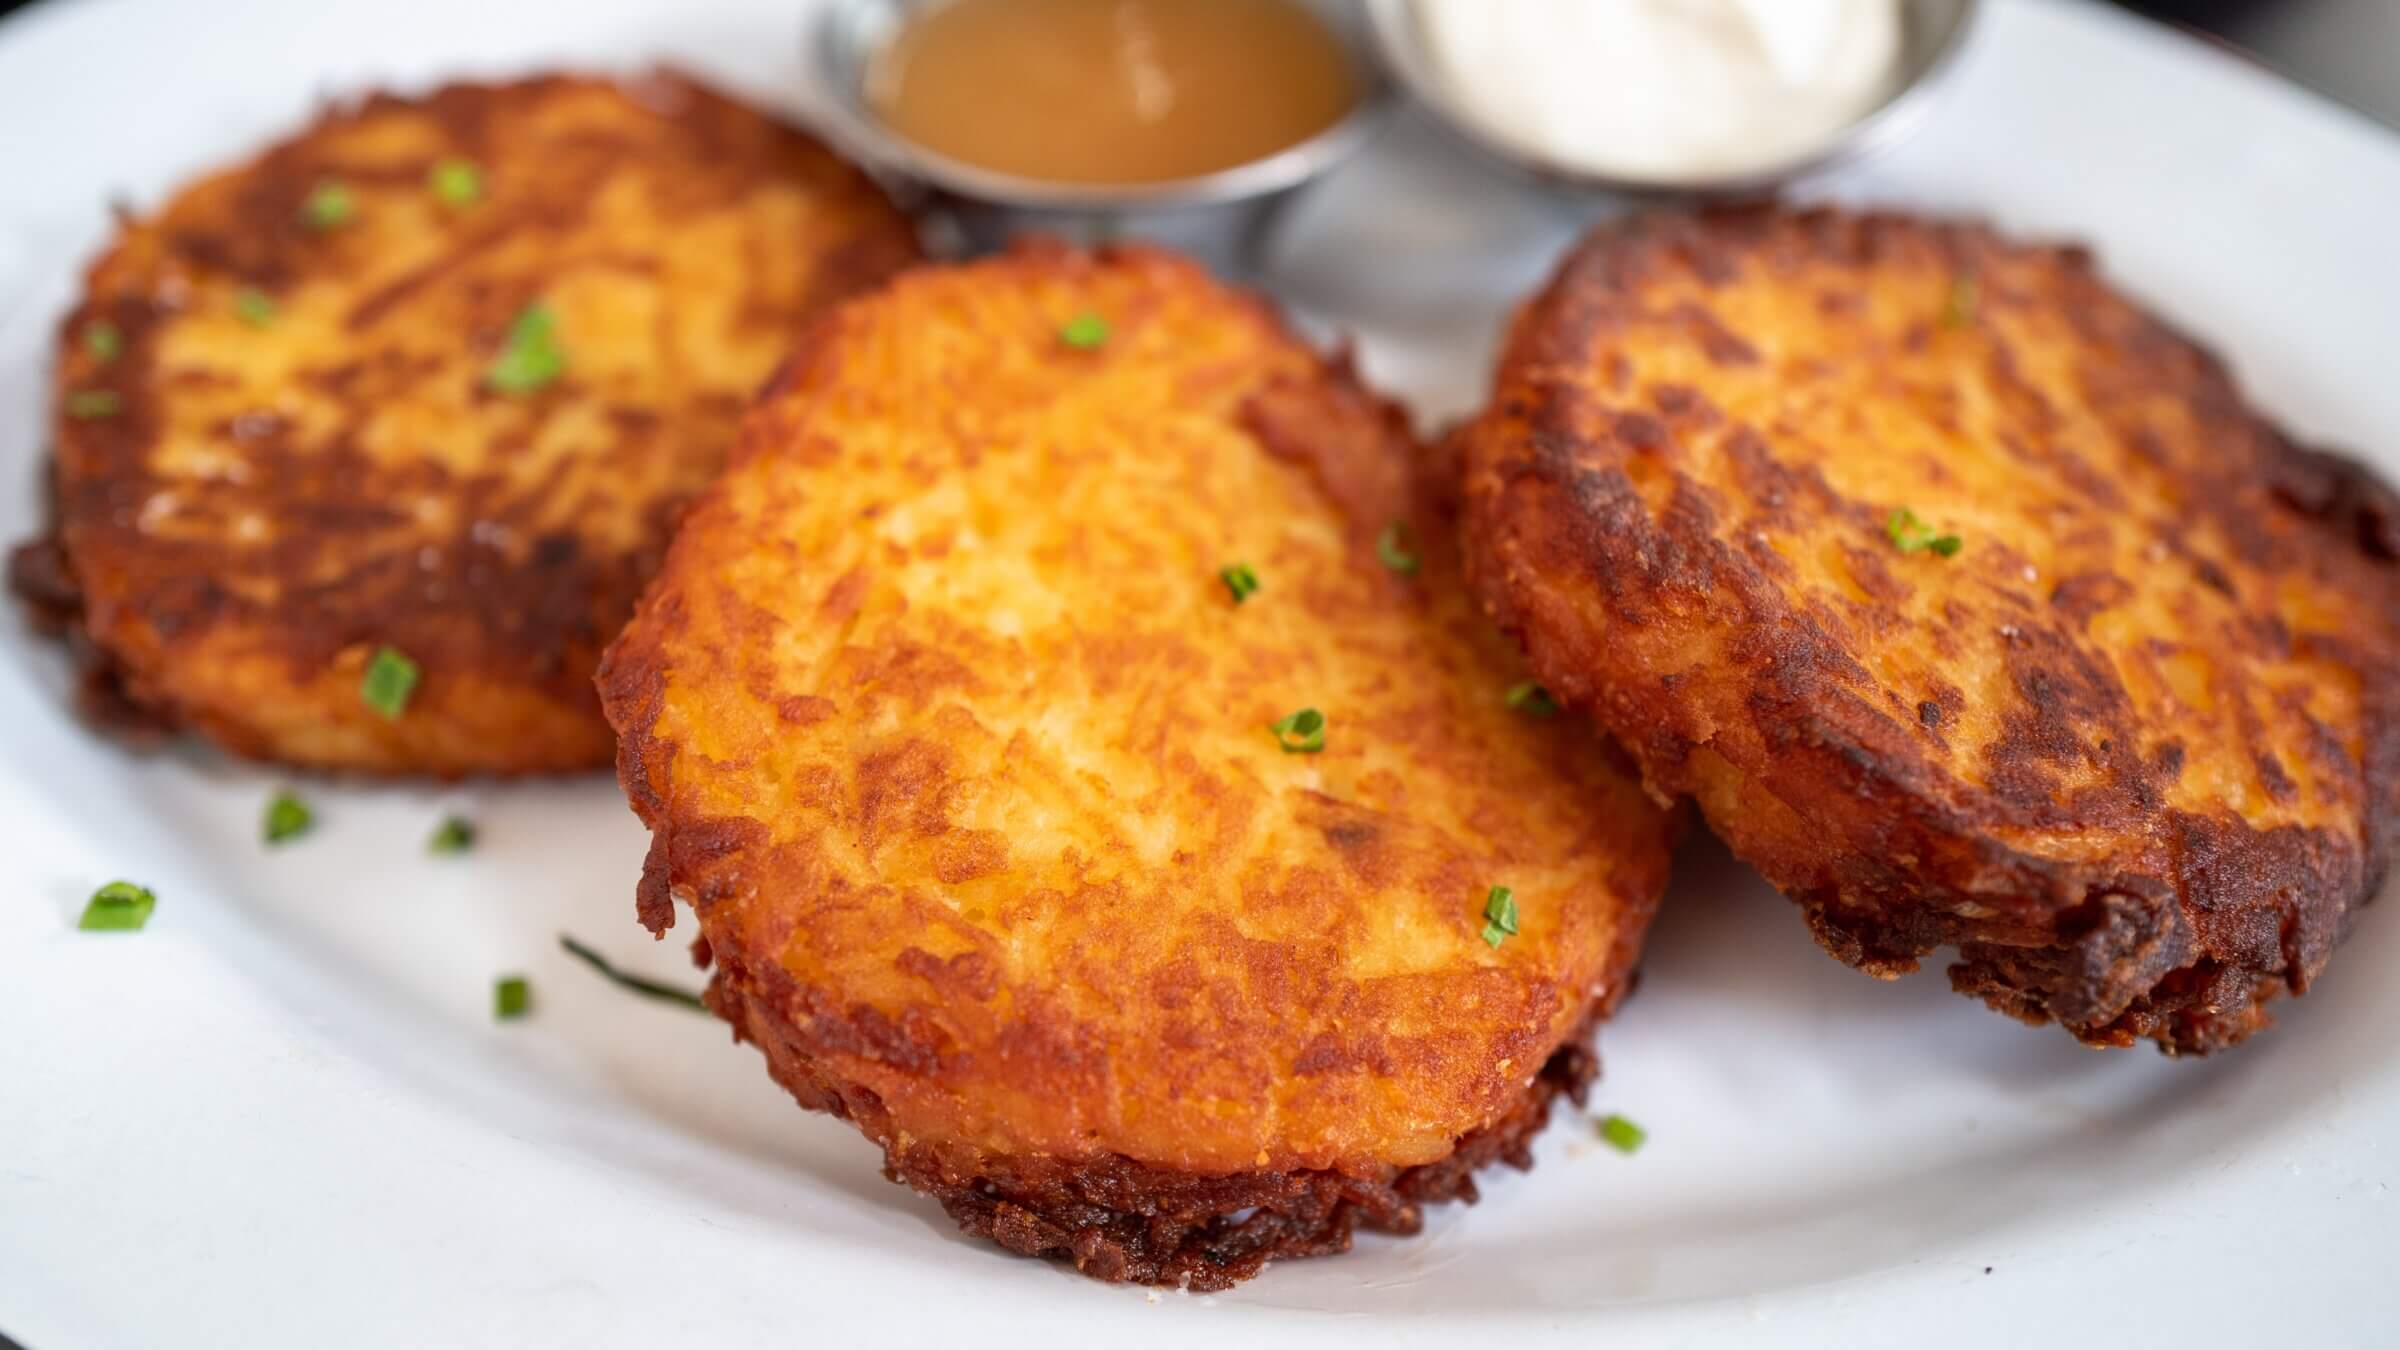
<box><xmin>1413</xmin><ymin>0</ymin><xmax>1903</xmax><ymax>182</ymax></box>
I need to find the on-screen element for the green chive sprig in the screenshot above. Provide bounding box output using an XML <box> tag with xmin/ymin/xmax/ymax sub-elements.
<box><xmin>1059</xmin><ymin>312</ymin><xmax>1109</xmax><ymax>350</ymax></box>
<box><xmin>429</xmin><ymin>158</ymin><xmax>484</xmax><ymax>207</ymax></box>
<box><xmin>488</xmin><ymin>301</ymin><xmax>565</xmax><ymax>394</ymax></box>
<box><xmin>301</xmin><ymin>179</ymin><xmax>356</xmax><ymax>232</ymax></box>
<box><xmin>65</xmin><ymin>390</ymin><xmax>121</xmax><ymax>420</ymax></box>
<box><xmin>559</xmin><ymin>934</ymin><xmax>708</xmax><ymax>1012</ymax></box>
<box><xmin>263</xmin><ymin>790</ymin><xmax>314</xmax><ymax>845</ymax></box>
<box><xmin>1598</xmin><ymin>1113</ymin><xmax>1647</xmax><ymax>1154</ymax></box>
<box><xmin>428</xmin><ymin>816</ymin><xmax>476</xmax><ymax>855</ymax></box>
<box><xmin>1886</xmin><ymin>508</ymin><xmax>1963</xmax><ymax>558</ymax></box>
<box><xmin>360</xmin><ymin>646</ymin><xmax>420</xmax><ymax>719</ymax></box>
<box><xmin>1943</xmin><ymin>274</ymin><xmax>1978</xmax><ymax>328</ymax></box>
<box><xmin>1504</xmin><ymin>681</ymin><xmax>1558</xmax><ymax>717</ymax></box>
<box><xmin>1481</xmin><ymin>885</ymin><xmax>1519</xmax><ymax>948</ymax></box>
<box><xmin>79</xmin><ymin>880</ymin><xmax>156</xmax><ymax>932</ymax></box>
<box><xmin>494</xmin><ymin>975</ymin><xmax>531</xmax><ymax>1020</ymax></box>
<box><xmin>1270</xmin><ymin>707</ymin><xmax>1325</xmax><ymax>754</ymax></box>
<box><xmin>1376</xmin><ymin>522</ymin><xmax>1420</xmax><ymax>575</ymax></box>
<box><xmin>1220</xmin><ymin>563</ymin><xmax>1260</xmax><ymax>604</ymax></box>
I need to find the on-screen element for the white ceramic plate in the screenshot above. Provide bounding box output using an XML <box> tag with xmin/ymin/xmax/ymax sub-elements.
<box><xmin>2</xmin><ymin>1</ymin><xmax>2395</xmax><ymax>1345</ymax></box>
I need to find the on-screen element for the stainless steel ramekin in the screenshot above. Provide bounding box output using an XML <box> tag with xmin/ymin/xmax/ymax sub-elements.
<box><xmin>1361</xmin><ymin>0</ymin><xmax>1983</xmax><ymax>198</ymax></box>
<box><xmin>810</xmin><ymin>0</ymin><xmax>1393</xmax><ymax>272</ymax></box>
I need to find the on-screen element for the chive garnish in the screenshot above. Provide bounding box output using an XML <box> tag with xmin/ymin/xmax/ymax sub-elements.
<box><xmin>428</xmin><ymin>816</ymin><xmax>476</xmax><ymax>855</ymax></box>
<box><xmin>1481</xmin><ymin>885</ymin><xmax>1519</xmax><ymax>948</ymax></box>
<box><xmin>1943</xmin><ymin>274</ymin><xmax>1978</xmax><ymax>328</ymax></box>
<box><xmin>234</xmin><ymin>288</ymin><xmax>277</xmax><ymax>328</ymax></box>
<box><xmin>79</xmin><ymin>880</ymin><xmax>156</xmax><ymax>932</ymax></box>
<box><xmin>1059</xmin><ymin>312</ymin><xmax>1109</xmax><ymax>350</ymax></box>
<box><xmin>1269</xmin><ymin>707</ymin><xmax>1325</xmax><ymax>754</ymax></box>
<box><xmin>1886</xmin><ymin>508</ymin><xmax>1963</xmax><ymax>558</ymax></box>
<box><xmin>558</xmin><ymin>934</ymin><xmax>708</xmax><ymax>1012</ymax></box>
<box><xmin>86</xmin><ymin>323</ymin><xmax>123</xmax><ymax>363</ymax></box>
<box><xmin>1220</xmin><ymin>563</ymin><xmax>1260</xmax><ymax>604</ymax></box>
<box><xmin>487</xmin><ymin>301</ymin><xmax>565</xmax><ymax>394</ymax></box>
<box><xmin>429</xmin><ymin>157</ymin><xmax>484</xmax><ymax>207</ymax></box>
<box><xmin>1376</xmin><ymin>522</ymin><xmax>1420</xmax><ymax>575</ymax></box>
<box><xmin>1598</xmin><ymin>1113</ymin><xmax>1647</xmax><ymax>1154</ymax></box>
<box><xmin>263</xmin><ymin>789</ymin><xmax>314</xmax><ymax>845</ymax></box>
<box><xmin>1504</xmin><ymin>681</ymin><xmax>1558</xmax><ymax>717</ymax></box>
<box><xmin>65</xmin><ymin>389</ymin><xmax>121</xmax><ymax>420</ymax></box>
<box><xmin>300</xmin><ymin>179</ymin><xmax>356</xmax><ymax>231</ymax></box>
<box><xmin>494</xmin><ymin>975</ymin><xmax>531</xmax><ymax>1020</ymax></box>
<box><xmin>360</xmin><ymin>645</ymin><xmax>420</xmax><ymax>719</ymax></box>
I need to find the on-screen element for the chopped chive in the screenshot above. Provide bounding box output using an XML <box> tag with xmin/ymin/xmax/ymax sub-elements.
<box><xmin>234</xmin><ymin>288</ymin><xmax>277</xmax><ymax>328</ymax></box>
<box><xmin>360</xmin><ymin>645</ymin><xmax>420</xmax><ymax>719</ymax></box>
<box><xmin>1059</xmin><ymin>312</ymin><xmax>1109</xmax><ymax>350</ymax></box>
<box><xmin>1481</xmin><ymin>884</ymin><xmax>1519</xmax><ymax>948</ymax></box>
<box><xmin>558</xmin><ymin>934</ymin><xmax>708</xmax><ymax>1012</ymax></box>
<box><xmin>263</xmin><ymin>789</ymin><xmax>314</xmax><ymax>845</ymax></box>
<box><xmin>1219</xmin><ymin>563</ymin><xmax>1260</xmax><ymax>604</ymax></box>
<box><xmin>1504</xmin><ymin>681</ymin><xmax>1558</xmax><ymax>718</ymax></box>
<box><xmin>78</xmin><ymin>880</ymin><xmax>156</xmax><ymax>932</ymax></box>
<box><xmin>300</xmin><ymin>179</ymin><xmax>356</xmax><ymax>231</ymax></box>
<box><xmin>487</xmin><ymin>301</ymin><xmax>565</xmax><ymax>394</ymax></box>
<box><xmin>64</xmin><ymin>389</ymin><xmax>121</xmax><ymax>420</ymax></box>
<box><xmin>1886</xmin><ymin>508</ymin><xmax>1963</xmax><ymax>558</ymax></box>
<box><xmin>1597</xmin><ymin>1113</ymin><xmax>1647</xmax><ymax>1154</ymax></box>
<box><xmin>428</xmin><ymin>816</ymin><xmax>477</xmax><ymax>855</ymax></box>
<box><xmin>1943</xmin><ymin>274</ymin><xmax>1978</xmax><ymax>328</ymax></box>
<box><xmin>86</xmin><ymin>323</ymin><xmax>123</xmax><ymax>363</ymax></box>
<box><xmin>428</xmin><ymin>157</ymin><xmax>484</xmax><ymax>207</ymax></box>
<box><xmin>1269</xmin><ymin>706</ymin><xmax>1325</xmax><ymax>754</ymax></box>
<box><xmin>1375</xmin><ymin>522</ymin><xmax>1421</xmax><ymax>575</ymax></box>
<box><xmin>494</xmin><ymin>975</ymin><xmax>531</xmax><ymax>1020</ymax></box>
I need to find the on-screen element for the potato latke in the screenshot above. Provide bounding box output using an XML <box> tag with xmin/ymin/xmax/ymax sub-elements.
<box><xmin>1458</xmin><ymin>206</ymin><xmax>2400</xmax><ymax>1053</ymax></box>
<box><xmin>14</xmin><ymin>71</ymin><xmax>919</xmax><ymax>775</ymax></box>
<box><xmin>599</xmin><ymin>243</ymin><xmax>1675</xmax><ymax>1285</ymax></box>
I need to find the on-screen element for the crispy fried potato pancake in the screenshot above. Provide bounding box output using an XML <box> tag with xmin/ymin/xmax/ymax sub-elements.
<box><xmin>15</xmin><ymin>71</ymin><xmax>919</xmax><ymax>775</ymax></box>
<box><xmin>599</xmin><ymin>244</ymin><xmax>1675</xmax><ymax>1287</ymax></box>
<box><xmin>1459</xmin><ymin>206</ymin><xmax>2400</xmax><ymax>1054</ymax></box>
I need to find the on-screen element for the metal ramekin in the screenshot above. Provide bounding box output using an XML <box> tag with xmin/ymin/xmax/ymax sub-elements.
<box><xmin>1361</xmin><ymin>0</ymin><xmax>1983</xmax><ymax>198</ymax></box>
<box><xmin>810</xmin><ymin>0</ymin><xmax>1393</xmax><ymax>271</ymax></box>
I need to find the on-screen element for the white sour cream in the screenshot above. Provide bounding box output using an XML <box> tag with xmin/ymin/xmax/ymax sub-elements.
<box><xmin>1413</xmin><ymin>0</ymin><xmax>1903</xmax><ymax>182</ymax></box>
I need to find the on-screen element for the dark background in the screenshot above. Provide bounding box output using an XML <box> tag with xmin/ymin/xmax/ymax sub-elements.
<box><xmin>0</xmin><ymin>0</ymin><xmax>2389</xmax><ymax>129</ymax></box>
<box><xmin>0</xmin><ymin>1</ymin><xmax>2312</xmax><ymax>27</ymax></box>
<box><xmin>0</xmin><ymin>0</ymin><xmax>2293</xmax><ymax>22</ymax></box>
<box><xmin>0</xmin><ymin>1</ymin><xmax>2293</xmax><ymax>26</ymax></box>
<box><xmin>0</xmin><ymin>1</ymin><xmax>2334</xmax><ymax>33</ymax></box>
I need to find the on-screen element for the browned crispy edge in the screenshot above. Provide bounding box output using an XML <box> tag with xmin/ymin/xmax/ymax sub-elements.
<box><xmin>1462</xmin><ymin>205</ymin><xmax>2400</xmax><ymax>1056</ymax></box>
<box><xmin>8</xmin><ymin>69</ymin><xmax>921</xmax><ymax>778</ymax></box>
<box><xmin>7</xmin><ymin>506</ymin><xmax>175</xmax><ymax>744</ymax></box>
<box><xmin>712</xmin><ymin>948</ymin><xmax>1608</xmax><ymax>1291</ymax></box>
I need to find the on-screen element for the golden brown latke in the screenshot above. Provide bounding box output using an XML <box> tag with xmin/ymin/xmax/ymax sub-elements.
<box><xmin>12</xmin><ymin>70</ymin><xmax>919</xmax><ymax>776</ymax></box>
<box><xmin>599</xmin><ymin>243</ymin><xmax>1675</xmax><ymax>1287</ymax></box>
<box><xmin>1458</xmin><ymin>206</ymin><xmax>2400</xmax><ymax>1054</ymax></box>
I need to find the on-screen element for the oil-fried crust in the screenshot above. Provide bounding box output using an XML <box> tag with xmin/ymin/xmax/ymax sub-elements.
<box><xmin>599</xmin><ymin>242</ymin><xmax>1675</xmax><ymax>1284</ymax></box>
<box><xmin>714</xmin><ymin>961</ymin><xmax>1605</xmax><ymax>1290</ymax></box>
<box><xmin>1457</xmin><ymin>206</ymin><xmax>2400</xmax><ymax>1054</ymax></box>
<box><xmin>14</xmin><ymin>70</ymin><xmax>919</xmax><ymax>776</ymax></box>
